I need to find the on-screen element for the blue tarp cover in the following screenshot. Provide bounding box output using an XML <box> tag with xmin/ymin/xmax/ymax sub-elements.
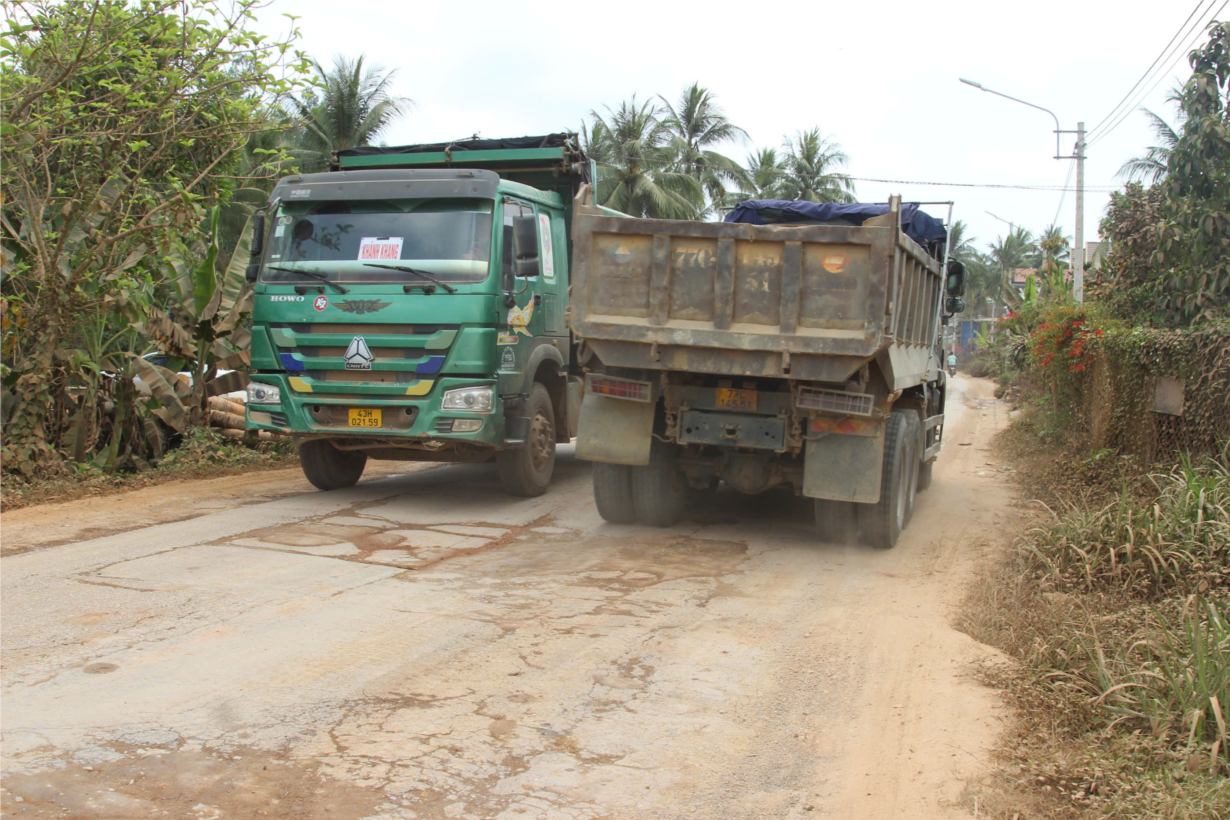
<box><xmin>724</xmin><ymin>200</ymin><xmax>946</xmax><ymax>255</ymax></box>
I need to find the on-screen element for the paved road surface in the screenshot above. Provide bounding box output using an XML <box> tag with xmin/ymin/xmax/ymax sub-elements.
<box><xmin>1</xmin><ymin>376</ymin><xmax>1015</xmax><ymax>820</ymax></box>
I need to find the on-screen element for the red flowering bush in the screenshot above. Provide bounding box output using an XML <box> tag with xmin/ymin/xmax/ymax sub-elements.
<box><xmin>1028</xmin><ymin>307</ymin><xmax>1103</xmax><ymax>373</ymax></box>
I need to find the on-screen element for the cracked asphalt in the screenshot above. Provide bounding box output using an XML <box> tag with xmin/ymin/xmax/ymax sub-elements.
<box><xmin>1</xmin><ymin>376</ymin><xmax>1017</xmax><ymax>820</ymax></box>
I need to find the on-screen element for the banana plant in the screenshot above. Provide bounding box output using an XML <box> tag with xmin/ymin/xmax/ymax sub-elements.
<box><xmin>131</xmin><ymin>207</ymin><xmax>254</xmax><ymax>432</ymax></box>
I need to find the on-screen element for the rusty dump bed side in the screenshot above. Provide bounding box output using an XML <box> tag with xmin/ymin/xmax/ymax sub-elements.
<box><xmin>570</xmin><ymin>193</ymin><xmax>944</xmax><ymax>384</ymax></box>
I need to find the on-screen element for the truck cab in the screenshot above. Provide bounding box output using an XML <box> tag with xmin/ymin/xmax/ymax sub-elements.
<box><xmin>244</xmin><ymin>135</ymin><xmax>591</xmax><ymax>496</ymax></box>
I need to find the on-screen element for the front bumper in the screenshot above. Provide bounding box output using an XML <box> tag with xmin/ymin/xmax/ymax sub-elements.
<box><xmin>245</xmin><ymin>373</ymin><xmax>503</xmax><ymax>446</ymax></box>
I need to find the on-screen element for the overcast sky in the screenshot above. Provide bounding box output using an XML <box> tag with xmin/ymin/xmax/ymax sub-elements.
<box><xmin>259</xmin><ymin>0</ymin><xmax>1217</xmax><ymax>257</ymax></box>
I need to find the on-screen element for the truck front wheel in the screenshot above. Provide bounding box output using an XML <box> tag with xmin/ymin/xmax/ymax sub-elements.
<box><xmin>497</xmin><ymin>383</ymin><xmax>555</xmax><ymax>497</ymax></box>
<box><xmin>592</xmin><ymin>463</ymin><xmax>637</xmax><ymax>524</ymax></box>
<box><xmin>299</xmin><ymin>439</ymin><xmax>367</xmax><ymax>491</ymax></box>
<box><xmin>631</xmin><ymin>439</ymin><xmax>686</xmax><ymax>527</ymax></box>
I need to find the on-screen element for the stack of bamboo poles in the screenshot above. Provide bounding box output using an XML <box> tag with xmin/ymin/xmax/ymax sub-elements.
<box><xmin>205</xmin><ymin>396</ymin><xmax>282</xmax><ymax>441</ymax></box>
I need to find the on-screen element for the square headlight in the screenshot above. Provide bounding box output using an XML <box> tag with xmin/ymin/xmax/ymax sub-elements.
<box><xmin>441</xmin><ymin>386</ymin><xmax>493</xmax><ymax>413</ymax></box>
<box><xmin>247</xmin><ymin>382</ymin><xmax>281</xmax><ymax>405</ymax></box>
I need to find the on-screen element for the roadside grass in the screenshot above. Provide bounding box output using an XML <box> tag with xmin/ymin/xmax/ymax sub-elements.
<box><xmin>962</xmin><ymin>424</ymin><xmax>1230</xmax><ymax>819</ymax></box>
<box><xmin>0</xmin><ymin>427</ymin><xmax>296</xmax><ymax>511</ymax></box>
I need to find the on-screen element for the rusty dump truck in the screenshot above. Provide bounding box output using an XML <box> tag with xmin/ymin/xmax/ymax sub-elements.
<box><xmin>569</xmin><ymin>190</ymin><xmax>967</xmax><ymax>548</ymax></box>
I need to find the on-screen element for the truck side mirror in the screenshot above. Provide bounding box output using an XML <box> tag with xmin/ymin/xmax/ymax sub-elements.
<box><xmin>945</xmin><ymin>259</ymin><xmax>967</xmax><ymax>298</ymax></box>
<box><xmin>512</xmin><ymin>215</ymin><xmax>539</xmax><ymax>278</ymax></box>
<box><xmin>945</xmin><ymin>296</ymin><xmax>965</xmax><ymax>315</ymax></box>
<box><xmin>245</xmin><ymin>212</ymin><xmax>265</xmax><ymax>283</ymax></box>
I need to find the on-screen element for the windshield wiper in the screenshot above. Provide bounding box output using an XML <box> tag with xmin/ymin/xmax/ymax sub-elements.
<box><xmin>264</xmin><ymin>265</ymin><xmax>349</xmax><ymax>294</ymax></box>
<box><xmin>361</xmin><ymin>263</ymin><xmax>457</xmax><ymax>294</ymax></box>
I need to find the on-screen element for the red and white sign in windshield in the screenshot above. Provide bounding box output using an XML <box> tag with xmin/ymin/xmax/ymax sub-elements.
<box><xmin>358</xmin><ymin>237</ymin><xmax>404</xmax><ymax>261</ymax></box>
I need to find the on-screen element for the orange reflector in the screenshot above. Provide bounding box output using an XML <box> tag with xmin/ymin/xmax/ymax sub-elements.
<box><xmin>587</xmin><ymin>374</ymin><xmax>652</xmax><ymax>402</ymax></box>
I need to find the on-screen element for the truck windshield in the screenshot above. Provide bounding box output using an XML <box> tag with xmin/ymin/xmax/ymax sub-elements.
<box><xmin>260</xmin><ymin>199</ymin><xmax>493</xmax><ymax>284</ymax></box>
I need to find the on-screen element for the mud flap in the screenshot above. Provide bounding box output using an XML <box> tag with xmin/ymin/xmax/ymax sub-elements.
<box><xmin>803</xmin><ymin>430</ymin><xmax>885</xmax><ymax>503</ymax></box>
<box><xmin>575</xmin><ymin>394</ymin><xmax>654</xmax><ymax>465</ymax></box>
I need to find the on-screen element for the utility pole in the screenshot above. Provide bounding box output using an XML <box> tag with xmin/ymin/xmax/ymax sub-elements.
<box><xmin>1073</xmin><ymin>122</ymin><xmax>1085</xmax><ymax>303</ymax></box>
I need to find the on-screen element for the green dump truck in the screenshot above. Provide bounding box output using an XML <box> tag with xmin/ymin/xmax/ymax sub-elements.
<box><xmin>243</xmin><ymin>134</ymin><xmax>595</xmax><ymax>495</ymax></box>
<box><xmin>569</xmin><ymin>191</ymin><xmax>967</xmax><ymax>548</ymax></box>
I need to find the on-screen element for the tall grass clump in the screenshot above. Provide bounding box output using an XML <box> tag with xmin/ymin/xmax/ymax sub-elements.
<box><xmin>1024</xmin><ymin>454</ymin><xmax>1230</xmax><ymax>599</ymax></box>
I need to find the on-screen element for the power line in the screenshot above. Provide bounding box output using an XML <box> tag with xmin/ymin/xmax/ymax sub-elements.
<box><xmin>1088</xmin><ymin>0</ymin><xmax>1227</xmax><ymax>146</ymax></box>
<box><xmin>593</xmin><ymin>156</ymin><xmax>1119</xmax><ymax>192</ymax></box>
<box><xmin>1086</xmin><ymin>0</ymin><xmax>1210</xmax><ymax>139</ymax></box>
<box><xmin>1052</xmin><ymin>158</ymin><xmax>1076</xmax><ymax>226</ymax></box>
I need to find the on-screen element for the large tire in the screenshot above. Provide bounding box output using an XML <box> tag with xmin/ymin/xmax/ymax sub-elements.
<box><xmin>631</xmin><ymin>439</ymin><xmax>686</xmax><ymax>527</ymax></box>
<box><xmin>901</xmin><ymin>411</ymin><xmax>921</xmax><ymax>524</ymax></box>
<box><xmin>858</xmin><ymin>411</ymin><xmax>912</xmax><ymax>549</ymax></box>
<box><xmin>497</xmin><ymin>382</ymin><xmax>555</xmax><ymax>497</ymax></box>
<box><xmin>299</xmin><ymin>439</ymin><xmax>367</xmax><ymax>491</ymax></box>
<box><xmin>593</xmin><ymin>462</ymin><xmax>637</xmax><ymax>524</ymax></box>
<box><xmin>815</xmin><ymin>499</ymin><xmax>858</xmax><ymax>544</ymax></box>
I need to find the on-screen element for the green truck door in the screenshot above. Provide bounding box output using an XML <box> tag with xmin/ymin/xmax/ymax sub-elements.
<box><xmin>535</xmin><ymin>205</ymin><xmax>565</xmax><ymax>336</ymax></box>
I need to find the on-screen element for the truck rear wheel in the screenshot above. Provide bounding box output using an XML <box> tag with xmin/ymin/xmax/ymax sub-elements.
<box><xmin>815</xmin><ymin>499</ymin><xmax>858</xmax><ymax>543</ymax></box>
<box><xmin>858</xmin><ymin>411</ymin><xmax>913</xmax><ymax>549</ymax></box>
<box><xmin>497</xmin><ymin>383</ymin><xmax>555</xmax><ymax>497</ymax></box>
<box><xmin>901</xmin><ymin>411</ymin><xmax>921</xmax><ymax>523</ymax></box>
<box><xmin>299</xmin><ymin>439</ymin><xmax>367</xmax><ymax>491</ymax></box>
<box><xmin>592</xmin><ymin>463</ymin><xmax>637</xmax><ymax>524</ymax></box>
<box><xmin>631</xmin><ymin>439</ymin><xmax>686</xmax><ymax>527</ymax></box>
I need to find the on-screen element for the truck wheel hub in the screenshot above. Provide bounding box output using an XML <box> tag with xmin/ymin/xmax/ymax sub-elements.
<box><xmin>529</xmin><ymin>412</ymin><xmax>554</xmax><ymax>471</ymax></box>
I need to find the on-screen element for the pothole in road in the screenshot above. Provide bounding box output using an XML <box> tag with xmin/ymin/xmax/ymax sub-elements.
<box><xmin>221</xmin><ymin>512</ymin><xmax>578</xmax><ymax>573</ymax></box>
<box><xmin>2</xmin><ymin>746</ymin><xmax>386</xmax><ymax>820</ymax></box>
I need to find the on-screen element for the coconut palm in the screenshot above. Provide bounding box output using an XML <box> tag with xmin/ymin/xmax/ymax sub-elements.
<box><xmin>657</xmin><ymin>83</ymin><xmax>748</xmax><ymax>209</ymax></box>
<box><xmin>586</xmin><ymin>97</ymin><xmax>702</xmax><ymax>220</ymax></box>
<box><xmin>1116</xmin><ymin>86</ymin><xmax>1185</xmax><ymax>184</ymax></box>
<box><xmin>287</xmin><ymin>55</ymin><xmax>413</xmax><ymax>170</ymax></box>
<box><xmin>779</xmin><ymin>128</ymin><xmax>855</xmax><ymax>203</ymax></box>
<box><xmin>1038</xmin><ymin>223</ymin><xmax>1070</xmax><ymax>271</ymax></box>
<box><xmin>947</xmin><ymin>220</ymin><xmax>979</xmax><ymax>265</ymax></box>
<box><xmin>989</xmin><ymin>227</ymin><xmax>1039</xmax><ymax>274</ymax></box>
<box><xmin>726</xmin><ymin>147</ymin><xmax>791</xmax><ymax>205</ymax></box>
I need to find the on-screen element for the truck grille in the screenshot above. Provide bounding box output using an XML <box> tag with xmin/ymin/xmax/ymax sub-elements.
<box><xmin>796</xmin><ymin>387</ymin><xmax>874</xmax><ymax>416</ymax></box>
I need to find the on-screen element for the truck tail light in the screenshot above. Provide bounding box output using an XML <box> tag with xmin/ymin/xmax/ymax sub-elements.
<box><xmin>586</xmin><ymin>374</ymin><xmax>652</xmax><ymax>402</ymax></box>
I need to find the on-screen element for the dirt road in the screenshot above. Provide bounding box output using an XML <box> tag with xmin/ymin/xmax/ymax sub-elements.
<box><xmin>1</xmin><ymin>376</ymin><xmax>1015</xmax><ymax>820</ymax></box>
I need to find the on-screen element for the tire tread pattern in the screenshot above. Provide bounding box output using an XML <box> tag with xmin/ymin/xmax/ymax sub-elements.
<box><xmin>593</xmin><ymin>463</ymin><xmax>637</xmax><ymax>524</ymax></box>
<box><xmin>299</xmin><ymin>439</ymin><xmax>367</xmax><ymax>491</ymax></box>
<box><xmin>631</xmin><ymin>439</ymin><xmax>686</xmax><ymax>527</ymax></box>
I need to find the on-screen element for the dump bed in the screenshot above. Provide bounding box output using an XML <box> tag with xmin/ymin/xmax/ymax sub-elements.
<box><xmin>569</xmin><ymin>191</ymin><xmax>945</xmax><ymax>387</ymax></box>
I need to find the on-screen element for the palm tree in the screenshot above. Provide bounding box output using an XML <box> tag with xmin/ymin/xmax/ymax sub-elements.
<box><xmin>989</xmin><ymin>227</ymin><xmax>1039</xmax><ymax>302</ymax></box>
<box><xmin>1117</xmin><ymin>108</ymin><xmax>1183</xmax><ymax>183</ymax></box>
<box><xmin>586</xmin><ymin>97</ymin><xmax>702</xmax><ymax>220</ymax></box>
<box><xmin>947</xmin><ymin>220</ymin><xmax>979</xmax><ymax>265</ymax></box>
<box><xmin>1038</xmin><ymin>223</ymin><xmax>1070</xmax><ymax>271</ymax></box>
<box><xmin>657</xmin><ymin>83</ymin><xmax>748</xmax><ymax>210</ymax></box>
<box><xmin>727</xmin><ymin>147</ymin><xmax>790</xmax><ymax>204</ymax></box>
<box><xmin>989</xmin><ymin>227</ymin><xmax>1038</xmax><ymax>272</ymax></box>
<box><xmin>779</xmin><ymin>128</ymin><xmax>855</xmax><ymax>203</ymax></box>
<box><xmin>287</xmin><ymin>55</ymin><xmax>413</xmax><ymax>170</ymax></box>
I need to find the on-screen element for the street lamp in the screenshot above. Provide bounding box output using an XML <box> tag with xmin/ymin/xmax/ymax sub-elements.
<box><xmin>986</xmin><ymin>211</ymin><xmax>1015</xmax><ymax>233</ymax></box>
<box><xmin>959</xmin><ymin>78</ymin><xmax>1085</xmax><ymax>303</ymax></box>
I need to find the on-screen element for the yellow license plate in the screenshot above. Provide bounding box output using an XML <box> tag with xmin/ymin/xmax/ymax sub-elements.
<box><xmin>715</xmin><ymin>388</ymin><xmax>757</xmax><ymax>411</ymax></box>
<box><xmin>348</xmin><ymin>408</ymin><xmax>382</xmax><ymax>428</ymax></box>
